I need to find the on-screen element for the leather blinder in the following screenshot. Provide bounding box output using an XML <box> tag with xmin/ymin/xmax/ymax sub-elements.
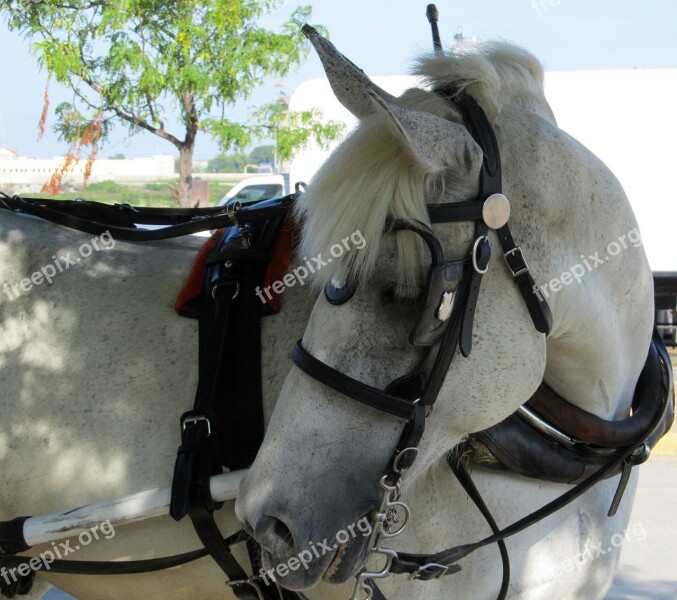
<box><xmin>410</xmin><ymin>260</ymin><xmax>465</xmax><ymax>347</ymax></box>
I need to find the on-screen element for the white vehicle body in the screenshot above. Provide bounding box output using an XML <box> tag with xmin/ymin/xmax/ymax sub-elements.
<box><xmin>215</xmin><ymin>173</ymin><xmax>290</xmax><ymax>207</ymax></box>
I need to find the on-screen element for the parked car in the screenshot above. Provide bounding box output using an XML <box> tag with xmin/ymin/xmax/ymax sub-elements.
<box><xmin>215</xmin><ymin>174</ymin><xmax>289</xmax><ymax>207</ymax></box>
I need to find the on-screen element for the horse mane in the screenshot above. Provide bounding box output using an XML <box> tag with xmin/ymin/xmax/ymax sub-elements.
<box><xmin>295</xmin><ymin>42</ymin><xmax>552</xmax><ymax>298</ymax></box>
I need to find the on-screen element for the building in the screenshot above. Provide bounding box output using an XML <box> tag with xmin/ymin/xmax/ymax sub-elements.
<box><xmin>0</xmin><ymin>152</ymin><xmax>175</xmax><ymax>193</ymax></box>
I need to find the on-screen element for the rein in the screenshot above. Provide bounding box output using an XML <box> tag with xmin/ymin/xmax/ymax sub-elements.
<box><xmin>0</xmin><ymin>191</ymin><xmax>297</xmax><ymax>241</ymax></box>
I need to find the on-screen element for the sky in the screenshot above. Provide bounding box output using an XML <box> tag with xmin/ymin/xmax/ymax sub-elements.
<box><xmin>0</xmin><ymin>0</ymin><xmax>675</xmax><ymax>160</ymax></box>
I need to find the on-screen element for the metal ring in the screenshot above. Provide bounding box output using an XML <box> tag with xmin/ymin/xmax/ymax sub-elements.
<box><xmin>379</xmin><ymin>475</ymin><xmax>399</xmax><ymax>494</ymax></box>
<box><xmin>382</xmin><ymin>501</ymin><xmax>411</xmax><ymax>538</ymax></box>
<box><xmin>225</xmin><ymin>200</ymin><xmax>242</xmax><ymax>227</ymax></box>
<box><xmin>472</xmin><ymin>235</ymin><xmax>490</xmax><ymax>274</ymax></box>
<box><xmin>393</xmin><ymin>447</ymin><xmax>419</xmax><ymax>474</ymax></box>
<box><xmin>211</xmin><ymin>281</ymin><xmax>240</xmax><ymax>301</ymax></box>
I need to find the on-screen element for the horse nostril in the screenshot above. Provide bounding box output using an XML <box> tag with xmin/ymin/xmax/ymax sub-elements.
<box><xmin>273</xmin><ymin>518</ymin><xmax>293</xmax><ymax>545</ymax></box>
<box><xmin>254</xmin><ymin>515</ymin><xmax>295</xmax><ymax>551</ymax></box>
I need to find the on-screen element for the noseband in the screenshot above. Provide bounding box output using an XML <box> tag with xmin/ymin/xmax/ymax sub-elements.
<box><xmin>290</xmin><ymin>92</ymin><xmax>666</xmax><ymax>600</ymax></box>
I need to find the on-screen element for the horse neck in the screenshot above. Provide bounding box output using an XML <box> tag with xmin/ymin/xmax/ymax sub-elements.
<box><xmin>496</xmin><ymin>105</ymin><xmax>654</xmax><ymax>419</ymax></box>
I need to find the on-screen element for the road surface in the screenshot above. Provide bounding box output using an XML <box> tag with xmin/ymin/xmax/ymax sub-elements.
<box><xmin>605</xmin><ymin>453</ymin><xmax>677</xmax><ymax>599</ymax></box>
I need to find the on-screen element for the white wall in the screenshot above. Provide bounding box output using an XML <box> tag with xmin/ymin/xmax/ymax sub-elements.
<box><xmin>0</xmin><ymin>154</ymin><xmax>175</xmax><ymax>187</ymax></box>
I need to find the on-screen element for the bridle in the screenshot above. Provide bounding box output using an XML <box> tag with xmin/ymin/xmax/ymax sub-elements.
<box><xmin>291</xmin><ymin>89</ymin><xmax>552</xmax><ymax>599</ymax></box>
<box><xmin>289</xmin><ymin>91</ymin><xmax>653</xmax><ymax>600</ymax></box>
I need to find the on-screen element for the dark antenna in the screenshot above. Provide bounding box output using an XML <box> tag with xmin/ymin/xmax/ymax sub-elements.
<box><xmin>426</xmin><ymin>4</ymin><xmax>443</xmax><ymax>54</ymax></box>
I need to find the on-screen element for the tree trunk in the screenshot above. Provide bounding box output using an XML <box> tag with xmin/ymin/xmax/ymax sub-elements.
<box><xmin>176</xmin><ymin>144</ymin><xmax>194</xmax><ymax>208</ymax></box>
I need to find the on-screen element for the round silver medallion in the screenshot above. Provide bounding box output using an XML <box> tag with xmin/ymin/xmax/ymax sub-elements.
<box><xmin>482</xmin><ymin>193</ymin><xmax>511</xmax><ymax>229</ymax></box>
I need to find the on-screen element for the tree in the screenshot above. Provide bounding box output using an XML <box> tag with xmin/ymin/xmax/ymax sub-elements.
<box><xmin>250</xmin><ymin>145</ymin><xmax>275</xmax><ymax>165</ymax></box>
<box><xmin>3</xmin><ymin>1</ymin><xmax>337</xmax><ymax>206</ymax></box>
<box><xmin>207</xmin><ymin>151</ymin><xmax>250</xmax><ymax>173</ymax></box>
<box><xmin>253</xmin><ymin>100</ymin><xmax>343</xmax><ymax>170</ymax></box>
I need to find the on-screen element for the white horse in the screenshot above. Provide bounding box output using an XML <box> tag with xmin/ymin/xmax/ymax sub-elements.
<box><xmin>0</xmin><ymin>214</ymin><xmax>319</xmax><ymax>599</ymax></box>
<box><xmin>236</xmin><ymin>32</ymin><xmax>654</xmax><ymax>600</ymax></box>
<box><xmin>0</xmin><ymin>34</ymin><xmax>654</xmax><ymax>600</ymax></box>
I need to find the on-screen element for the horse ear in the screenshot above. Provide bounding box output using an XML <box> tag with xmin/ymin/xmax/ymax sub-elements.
<box><xmin>302</xmin><ymin>24</ymin><xmax>396</xmax><ymax>119</ymax></box>
<box><xmin>368</xmin><ymin>90</ymin><xmax>483</xmax><ymax>174</ymax></box>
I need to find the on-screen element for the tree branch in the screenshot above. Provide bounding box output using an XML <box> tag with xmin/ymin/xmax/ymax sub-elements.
<box><xmin>72</xmin><ymin>66</ymin><xmax>182</xmax><ymax>148</ymax></box>
<box><xmin>110</xmin><ymin>105</ymin><xmax>183</xmax><ymax>148</ymax></box>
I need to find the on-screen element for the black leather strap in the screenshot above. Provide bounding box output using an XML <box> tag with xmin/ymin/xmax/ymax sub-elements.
<box><xmin>449</xmin><ymin>460</ymin><xmax>510</xmax><ymax>600</ymax></box>
<box><xmin>390</xmin><ymin>438</ymin><xmax>644</xmax><ymax>579</ymax></box>
<box><xmin>496</xmin><ymin>224</ymin><xmax>552</xmax><ymax>334</ymax></box>
<box><xmin>169</xmin><ymin>212</ymin><xmax>290</xmax><ymax>599</ymax></box>
<box><xmin>393</xmin><ymin>334</ymin><xmax>674</xmax><ymax>581</ymax></box>
<box><xmin>0</xmin><ymin>193</ymin><xmax>295</xmax><ymax>241</ymax></box>
<box><xmin>0</xmin><ymin>532</ymin><xmax>239</xmax><ymax>575</ymax></box>
<box><xmin>428</xmin><ymin>200</ymin><xmax>484</xmax><ymax>223</ymax></box>
<box><xmin>390</xmin><ymin>219</ymin><xmax>445</xmax><ymax>264</ymax></box>
<box><xmin>369</xmin><ymin>582</ymin><xmax>388</xmax><ymax>600</ymax></box>
<box><xmin>456</xmin><ymin>94</ymin><xmax>501</xmax><ymax>180</ymax></box>
<box><xmin>459</xmin><ymin>229</ymin><xmax>490</xmax><ymax>357</ymax></box>
<box><xmin>291</xmin><ymin>341</ymin><xmax>417</xmax><ymax>420</ymax></box>
<box><xmin>432</xmin><ymin>89</ymin><xmax>553</xmax><ymax>337</ymax></box>
<box><xmin>189</xmin><ymin>510</ymin><xmax>281</xmax><ymax>600</ymax></box>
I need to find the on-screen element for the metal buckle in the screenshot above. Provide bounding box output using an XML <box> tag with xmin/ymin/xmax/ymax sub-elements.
<box><xmin>212</xmin><ymin>280</ymin><xmax>240</xmax><ymax>301</ymax></box>
<box><xmin>472</xmin><ymin>235</ymin><xmax>490</xmax><ymax>274</ymax></box>
<box><xmin>181</xmin><ymin>415</ymin><xmax>211</xmax><ymax>437</ymax></box>
<box><xmin>408</xmin><ymin>562</ymin><xmax>449</xmax><ymax>580</ymax></box>
<box><xmin>225</xmin><ymin>200</ymin><xmax>241</xmax><ymax>227</ymax></box>
<box><xmin>503</xmin><ymin>246</ymin><xmax>529</xmax><ymax>277</ymax></box>
<box><xmin>392</xmin><ymin>447</ymin><xmax>419</xmax><ymax>475</ymax></box>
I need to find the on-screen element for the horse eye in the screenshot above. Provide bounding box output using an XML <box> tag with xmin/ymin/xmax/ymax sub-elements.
<box><xmin>324</xmin><ymin>277</ymin><xmax>357</xmax><ymax>305</ymax></box>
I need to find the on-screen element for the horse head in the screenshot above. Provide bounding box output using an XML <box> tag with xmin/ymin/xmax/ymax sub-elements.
<box><xmin>237</xmin><ymin>27</ymin><xmax>650</xmax><ymax>597</ymax></box>
<box><xmin>236</xmin><ymin>28</ymin><xmax>556</xmax><ymax>593</ymax></box>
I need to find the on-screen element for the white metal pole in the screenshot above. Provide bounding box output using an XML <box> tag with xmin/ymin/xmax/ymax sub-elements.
<box><xmin>22</xmin><ymin>469</ymin><xmax>248</xmax><ymax>547</ymax></box>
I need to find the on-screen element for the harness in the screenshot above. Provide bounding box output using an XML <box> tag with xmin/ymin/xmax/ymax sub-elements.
<box><xmin>0</xmin><ymin>90</ymin><xmax>672</xmax><ymax>600</ymax></box>
<box><xmin>0</xmin><ymin>192</ymin><xmax>300</xmax><ymax>600</ymax></box>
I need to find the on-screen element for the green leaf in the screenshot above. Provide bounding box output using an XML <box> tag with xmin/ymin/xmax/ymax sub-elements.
<box><xmin>2</xmin><ymin>0</ymin><xmax>338</xmax><ymax>205</ymax></box>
